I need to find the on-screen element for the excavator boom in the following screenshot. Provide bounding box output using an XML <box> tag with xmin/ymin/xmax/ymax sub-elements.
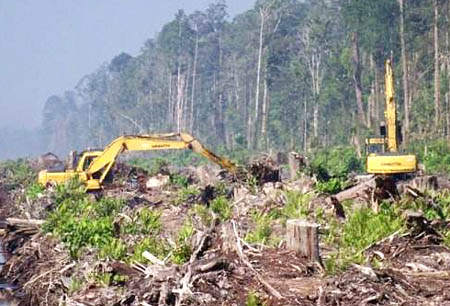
<box><xmin>38</xmin><ymin>133</ymin><xmax>236</xmax><ymax>190</ymax></box>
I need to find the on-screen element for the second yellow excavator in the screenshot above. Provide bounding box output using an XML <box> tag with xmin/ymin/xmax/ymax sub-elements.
<box><xmin>365</xmin><ymin>59</ymin><xmax>417</xmax><ymax>175</ymax></box>
<box><xmin>38</xmin><ymin>133</ymin><xmax>237</xmax><ymax>190</ymax></box>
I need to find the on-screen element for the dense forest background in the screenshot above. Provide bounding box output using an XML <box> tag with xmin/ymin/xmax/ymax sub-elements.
<box><xmin>3</xmin><ymin>0</ymin><xmax>450</xmax><ymax>162</ymax></box>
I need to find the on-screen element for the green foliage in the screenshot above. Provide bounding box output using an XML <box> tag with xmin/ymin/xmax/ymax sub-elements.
<box><xmin>130</xmin><ymin>237</ymin><xmax>170</xmax><ymax>264</ymax></box>
<box><xmin>325</xmin><ymin>203</ymin><xmax>404</xmax><ymax>273</ymax></box>
<box><xmin>246</xmin><ymin>291</ymin><xmax>265</xmax><ymax>306</ymax></box>
<box><xmin>280</xmin><ymin>191</ymin><xmax>311</xmax><ymax>220</ymax></box>
<box><xmin>98</xmin><ymin>238</ymin><xmax>127</xmax><ymax>260</ymax></box>
<box><xmin>315</xmin><ymin>178</ymin><xmax>344</xmax><ymax>195</ymax></box>
<box><xmin>68</xmin><ymin>277</ymin><xmax>84</xmax><ymax>294</ymax></box>
<box><xmin>129</xmin><ymin>157</ymin><xmax>168</xmax><ymax>175</ymax></box>
<box><xmin>122</xmin><ymin>208</ymin><xmax>162</xmax><ymax>235</ymax></box>
<box><xmin>190</xmin><ymin>204</ymin><xmax>213</xmax><ymax>226</ymax></box>
<box><xmin>43</xmin><ymin>183</ymin><xmax>127</xmax><ymax>259</ymax></box>
<box><xmin>25</xmin><ymin>182</ymin><xmax>45</xmax><ymax>200</ymax></box>
<box><xmin>170</xmin><ymin>173</ymin><xmax>189</xmax><ymax>188</ymax></box>
<box><xmin>210</xmin><ymin>196</ymin><xmax>232</xmax><ymax>221</ymax></box>
<box><xmin>0</xmin><ymin>159</ymin><xmax>36</xmax><ymax>190</ymax></box>
<box><xmin>408</xmin><ymin>140</ymin><xmax>450</xmax><ymax>174</ymax></box>
<box><xmin>90</xmin><ymin>272</ymin><xmax>128</xmax><ymax>287</ymax></box>
<box><xmin>308</xmin><ymin>146</ymin><xmax>362</xmax><ymax>182</ymax></box>
<box><xmin>171</xmin><ymin>220</ymin><xmax>195</xmax><ymax>264</ymax></box>
<box><xmin>244</xmin><ymin>211</ymin><xmax>274</xmax><ymax>245</ymax></box>
<box><xmin>175</xmin><ymin>186</ymin><xmax>200</xmax><ymax>205</ymax></box>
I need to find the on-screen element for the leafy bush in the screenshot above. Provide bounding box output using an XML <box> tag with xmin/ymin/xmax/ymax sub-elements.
<box><xmin>324</xmin><ymin>202</ymin><xmax>404</xmax><ymax>273</ymax></box>
<box><xmin>43</xmin><ymin>183</ymin><xmax>127</xmax><ymax>258</ymax></box>
<box><xmin>307</xmin><ymin>147</ymin><xmax>362</xmax><ymax>193</ymax></box>
<box><xmin>171</xmin><ymin>220</ymin><xmax>194</xmax><ymax>264</ymax></box>
<box><xmin>280</xmin><ymin>191</ymin><xmax>311</xmax><ymax>220</ymax></box>
<box><xmin>308</xmin><ymin>146</ymin><xmax>362</xmax><ymax>180</ymax></box>
<box><xmin>175</xmin><ymin>186</ymin><xmax>200</xmax><ymax>205</ymax></box>
<box><xmin>408</xmin><ymin>139</ymin><xmax>450</xmax><ymax>174</ymax></box>
<box><xmin>210</xmin><ymin>196</ymin><xmax>232</xmax><ymax>221</ymax></box>
<box><xmin>245</xmin><ymin>211</ymin><xmax>273</xmax><ymax>245</ymax></box>
<box><xmin>25</xmin><ymin>182</ymin><xmax>45</xmax><ymax>200</ymax></box>
<box><xmin>315</xmin><ymin>178</ymin><xmax>343</xmax><ymax>194</ymax></box>
<box><xmin>190</xmin><ymin>204</ymin><xmax>213</xmax><ymax>226</ymax></box>
<box><xmin>170</xmin><ymin>173</ymin><xmax>189</xmax><ymax>188</ymax></box>
<box><xmin>128</xmin><ymin>157</ymin><xmax>169</xmax><ymax>175</ymax></box>
<box><xmin>246</xmin><ymin>291</ymin><xmax>265</xmax><ymax>306</ymax></box>
<box><xmin>0</xmin><ymin>159</ymin><xmax>36</xmax><ymax>190</ymax></box>
<box><xmin>122</xmin><ymin>208</ymin><xmax>162</xmax><ymax>235</ymax></box>
<box><xmin>130</xmin><ymin>237</ymin><xmax>170</xmax><ymax>264</ymax></box>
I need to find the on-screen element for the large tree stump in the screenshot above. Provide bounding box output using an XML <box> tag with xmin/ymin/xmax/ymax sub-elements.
<box><xmin>286</xmin><ymin>219</ymin><xmax>320</xmax><ymax>261</ymax></box>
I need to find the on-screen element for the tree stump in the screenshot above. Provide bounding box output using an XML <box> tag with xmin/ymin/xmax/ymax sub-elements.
<box><xmin>286</xmin><ymin>219</ymin><xmax>320</xmax><ymax>261</ymax></box>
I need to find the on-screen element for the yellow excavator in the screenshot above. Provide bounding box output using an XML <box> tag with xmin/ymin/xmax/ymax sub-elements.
<box><xmin>38</xmin><ymin>133</ymin><xmax>237</xmax><ymax>190</ymax></box>
<box><xmin>365</xmin><ymin>59</ymin><xmax>417</xmax><ymax>175</ymax></box>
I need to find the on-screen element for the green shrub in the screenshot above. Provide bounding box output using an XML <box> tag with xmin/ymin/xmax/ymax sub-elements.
<box><xmin>245</xmin><ymin>211</ymin><xmax>273</xmax><ymax>245</ymax></box>
<box><xmin>325</xmin><ymin>202</ymin><xmax>404</xmax><ymax>273</ymax></box>
<box><xmin>128</xmin><ymin>157</ymin><xmax>168</xmax><ymax>175</ymax></box>
<box><xmin>315</xmin><ymin>178</ymin><xmax>344</xmax><ymax>194</ymax></box>
<box><xmin>171</xmin><ymin>220</ymin><xmax>195</xmax><ymax>264</ymax></box>
<box><xmin>190</xmin><ymin>204</ymin><xmax>213</xmax><ymax>226</ymax></box>
<box><xmin>281</xmin><ymin>191</ymin><xmax>311</xmax><ymax>220</ymax></box>
<box><xmin>308</xmin><ymin>146</ymin><xmax>362</xmax><ymax>181</ymax></box>
<box><xmin>408</xmin><ymin>139</ymin><xmax>450</xmax><ymax>174</ymax></box>
<box><xmin>0</xmin><ymin>159</ymin><xmax>36</xmax><ymax>190</ymax></box>
<box><xmin>210</xmin><ymin>196</ymin><xmax>232</xmax><ymax>221</ymax></box>
<box><xmin>130</xmin><ymin>236</ymin><xmax>170</xmax><ymax>264</ymax></box>
<box><xmin>122</xmin><ymin>208</ymin><xmax>162</xmax><ymax>235</ymax></box>
<box><xmin>170</xmin><ymin>173</ymin><xmax>189</xmax><ymax>188</ymax></box>
<box><xmin>175</xmin><ymin>186</ymin><xmax>200</xmax><ymax>205</ymax></box>
<box><xmin>246</xmin><ymin>291</ymin><xmax>264</xmax><ymax>306</ymax></box>
<box><xmin>25</xmin><ymin>182</ymin><xmax>45</xmax><ymax>200</ymax></box>
<box><xmin>43</xmin><ymin>184</ymin><xmax>127</xmax><ymax>258</ymax></box>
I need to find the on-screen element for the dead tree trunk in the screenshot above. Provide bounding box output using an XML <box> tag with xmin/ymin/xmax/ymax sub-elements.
<box><xmin>190</xmin><ymin>26</ymin><xmax>199</xmax><ymax>133</ymax></box>
<box><xmin>434</xmin><ymin>0</ymin><xmax>441</xmax><ymax>132</ymax></box>
<box><xmin>286</xmin><ymin>219</ymin><xmax>320</xmax><ymax>262</ymax></box>
<box><xmin>351</xmin><ymin>32</ymin><xmax>366</xmax><ymax>126</ymax></box>
<box><xmin>398</xmin><ymin>0</ymin><xmax>410</xmax><ymax>143</ymax></box>
<box><xmin>254</xmin><ymin>8</ymin><xmax>267</xmax><ymax>149</ymax></box>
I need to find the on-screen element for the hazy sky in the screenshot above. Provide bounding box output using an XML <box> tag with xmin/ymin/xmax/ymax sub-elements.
<box><xmin>0</xmin><ymin>0</ymin><xmax>254</xmax><ymax>129</ymax></box>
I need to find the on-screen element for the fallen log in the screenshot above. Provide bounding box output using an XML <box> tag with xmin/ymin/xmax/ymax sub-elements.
<box><xmin>6</xmin><ymin>218</ymin><xmax>44</xmax><ymax>227</ymax></box>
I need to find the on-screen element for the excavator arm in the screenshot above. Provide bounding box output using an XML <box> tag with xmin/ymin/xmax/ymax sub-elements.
<box><xmin>39</xmin><ymin>133</ymin><xmax>237</xmax><ymax>190</ymax></box>
<box><xmin>384</xmin><ymin>59</ymin><xmax>398</xmax><ymax>152</ymax></box>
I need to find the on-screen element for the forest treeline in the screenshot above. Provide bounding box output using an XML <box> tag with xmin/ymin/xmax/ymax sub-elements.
<box><xmin>4</xmin><ymin>0</ymin><xmax>450</xmax><ymax>160</ymax></box>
